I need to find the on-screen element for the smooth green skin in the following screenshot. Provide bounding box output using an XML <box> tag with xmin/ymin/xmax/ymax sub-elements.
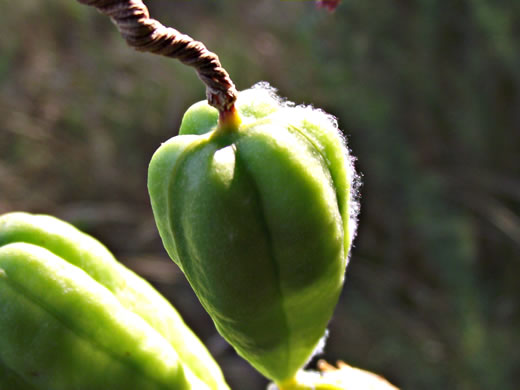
<box><xmin>0</xmin><ymin>242</ymin><xmax>195</xmax><ymax>390</ymax></box>
<box><xmin>148</xmin><ymin>88</ymin><xmax>353</xmax><ymax>383</ymax></box>
<box><xmin>0</xmin><ymin>212</ymin><xmax>229</xmax><ymax>390</ymax></box>
<box><xmin>0</xmin><ymin>359</ymin><xmax>38</xmax><ymax>390</ymax></box>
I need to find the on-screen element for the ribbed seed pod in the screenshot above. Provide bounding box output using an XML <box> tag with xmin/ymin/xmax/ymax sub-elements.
<box><xmin>0</xmin><ymin>212</ymin><xmax>229</xmax><ymax>390</ymax></box>
<box><xmin>148</xmin><ymin>85</ymin><xmax>358</xmax><ymax>383</ymax></box>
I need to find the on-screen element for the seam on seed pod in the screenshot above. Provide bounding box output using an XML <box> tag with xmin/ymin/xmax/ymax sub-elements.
<box><xmin>0</xmin><ymin>266</ymin><xmax>151</xmax><ymax>380</ymax></box>
<box><xmin>0</xmin><ymin>247</ymin><xmax>180</xmax><ymax>386</ymax></box>
<box><xmin>246</xmin><ymin>82</ymin><xmax>361</xmax><ymax>255</ymax></box>
<box><xmin>230</xmin><ymin>150</ymin><xmax>292</xmax><ymax>375</ymax></box>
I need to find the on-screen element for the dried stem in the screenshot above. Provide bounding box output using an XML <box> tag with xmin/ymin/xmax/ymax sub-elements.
<box><xmin>77</xmin><ymin>0</ymin><xmax>238</xmax><ymax>113</ymax></box>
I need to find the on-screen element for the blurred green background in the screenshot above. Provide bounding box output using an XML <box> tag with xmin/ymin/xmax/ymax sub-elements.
<box><xmin>1</xmin><ymin>0</ymin><xmax>519</xmax><ymax>388</ymax></box>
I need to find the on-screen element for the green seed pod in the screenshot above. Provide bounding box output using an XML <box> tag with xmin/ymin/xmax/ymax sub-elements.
<box><xmin>0</xmin><ymin>359</ymin><xmax>38</xmax><ymax>390</ymax></box>
<box><xmin>148</xmin><ymin>84</ymin><xmax>358</xmax><ymax>383</ymax></box>
<box><xmin>0</xmin><ymin>212</ymin><xmax>229</xmax><ymax>390</ymax></box>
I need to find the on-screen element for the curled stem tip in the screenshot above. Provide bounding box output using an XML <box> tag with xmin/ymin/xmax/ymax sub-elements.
<box><xmin>77</xmin><ymin>0</ymin><xmax>238</xmax><ymax>113</ymax></box>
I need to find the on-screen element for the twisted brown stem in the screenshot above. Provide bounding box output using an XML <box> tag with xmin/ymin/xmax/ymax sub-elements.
<box><xmin>77</xmin><ymin>0</ymin><xmax>238</xmax><ymax>113</ymax></box>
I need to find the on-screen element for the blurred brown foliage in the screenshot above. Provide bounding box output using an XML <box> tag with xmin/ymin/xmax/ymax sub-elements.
<box><xmin>1</xmin><ymin>1</ymin><xmax>519</xmax><ymax>389</ymax></box>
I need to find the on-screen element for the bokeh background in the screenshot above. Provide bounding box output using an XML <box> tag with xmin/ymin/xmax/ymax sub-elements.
<box><xmin>1</xmin><ymin>0</ymin><xmax>519</xmax><ymax>388</ymax></box>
